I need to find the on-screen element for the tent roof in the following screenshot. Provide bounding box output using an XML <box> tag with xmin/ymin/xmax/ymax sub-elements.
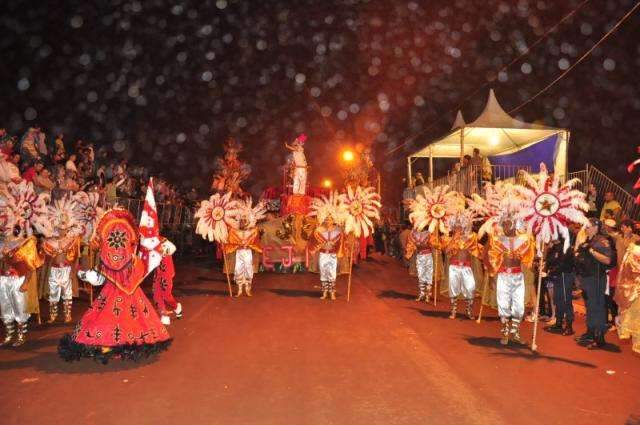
<box><xmin>410</xmin><ymin>89</ymin><xmax>566</xmax><ymax>158</ymax></box>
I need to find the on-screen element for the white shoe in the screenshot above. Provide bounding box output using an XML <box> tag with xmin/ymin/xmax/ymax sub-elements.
<box><xmin>161</xmin><ymin>315</ymin><xmax>171</xmax><ymax>326</ymax></box>
<box><xmin>175</xmin><ymin>303</ymin><xmax>183</xmax><ymax>318</ymax></box>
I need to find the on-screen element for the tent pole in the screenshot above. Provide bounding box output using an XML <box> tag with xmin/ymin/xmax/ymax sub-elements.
<box><xmin>459</xmin><ymin>127</ymin><xmax>465</xmax><ymax>164</ymax></box>
<box><xmin>429</xmin><ymin>147</ymin><xmax>434</xmax><ymax>188</ymax></box>
<box><xmin>407</xmin><ymin>157</ymin><xmax>413</xmax><ymax>187</ymax></box>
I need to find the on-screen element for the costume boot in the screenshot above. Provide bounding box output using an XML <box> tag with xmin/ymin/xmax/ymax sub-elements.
<box><xmin>1</xmin><ymin>322</ymin><xmax>15</xmax><ymax>347</ymax></box>
<box><xmin>465</xmin><ymin>299</ymin><xmax>475</xmax><ymax>320</ymax></box>
<box><xmin>416</xmin><ymin>283</ymin><xmax>426</xmax><ymax>301</ymax></box>
<box><xmin>47</xmin><ymin>302</ymin><xmax>59</xmax><ymax>324</ymax></box>
<box><xmin>449</xmin><ymin>298</ymin><xmax>457</xmax><ymax>319</ymax></box>
<box><xmin>425</xmin><ymin>285</ymin><xmax>432</xmax><ymax>303</ymax></box>
<box><xmin>510</xmin><ymin>318</ymin><xmax>523</xmax><ymax>344</ymax></box>
<box><xmin>320</xmin><ymin>290</ymin><xmax>328</xmax><ymax>300</ymax></box>
<box><xmin>245</xmin><ymin>283</ymin><xmax>253</xmax><ymax>297</ymax></box>
<box><xmin>235</xmin><ymin>284</ymin><xmax>244</xmax><ymax>297</ymax></box>
<box><xmin>330</xmin><ymin>290</ymin><xmax>337</xmax><ymax>301</ymax></box>
<box><xmin>63</xmin><ymin>299</ymin><xmax>73</xmax><ymax>323</ymax></box>
<box><xmin>500</xmin><ymin>318</ymin><xmax>510</xmax><ymax>345</ymax></box>
<box><xmin>175</xmin><ymin>303</ymin><xmax>183</xmax><ymax>319</ymax></box>
<box><xmin>12</xmin><ymin>322</ymin><xmax>27</xmax><ymax>347</ymax></box>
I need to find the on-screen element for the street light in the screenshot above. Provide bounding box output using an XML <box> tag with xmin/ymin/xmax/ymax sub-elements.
<box><xmin>322</xmin><ymin>178</ymin><xmax>332</xmax><ymax>188</ymax></box>
<box><xmin>341</xmin><ymin>149</ymin><xmax>355</xmax><ymax>163</ymax></box>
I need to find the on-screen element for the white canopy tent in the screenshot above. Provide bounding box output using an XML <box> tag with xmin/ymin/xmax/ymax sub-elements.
<box><xmin>408</xmin><ymin>89</ymin><xmax>569</xmax><ymax>183</ymax></box>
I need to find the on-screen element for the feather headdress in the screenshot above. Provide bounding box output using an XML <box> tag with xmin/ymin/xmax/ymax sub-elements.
<box><xmin>308</xmin><ymin>191</ymin><xmax>347</xmax><ymax>225</ymax></box>
<box><xmin>405</xmin><ymin>185</ymin><xmax>463</xmax><ymax>234</ymax></box>
<box><xmin>341</xmin><ymin>185</ymin><xmax>381</xmax><ymax>237</ymax></box>
<box><xmin>194</xmin><ymin>192</ymin><xmax>241</xmax><ymax>243</ymax></box>
<box><xmin>2</xmin><ymin>180</ymin><xmax>52</xmax><ymax>237</ymax></box>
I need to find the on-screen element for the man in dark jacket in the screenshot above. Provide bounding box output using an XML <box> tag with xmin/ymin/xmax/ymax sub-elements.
<box><xmin>574</xmin><ymin>219</ymin><xmax>616</xmax><ymax>349</ymax></box>
<box><xmin>544</xmin><ymin>236</ymin><xmax>577</xmax><ymax>336</ymax></box>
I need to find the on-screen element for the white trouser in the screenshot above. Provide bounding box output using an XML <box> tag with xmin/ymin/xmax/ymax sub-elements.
<box><xmin>48</xmin><ymin>266</ymin><xmax>73</xmax><ymax>302</ymax></box>
<box><xmin>0</xmin><ymin>276</ymin><xmax>29</xmax><ymax>324</ymax></box>
<box><xmin>292</xmin><ymin>168</ymin><xmax>307</xmax><ymax>195</ymax></box>
<box><xmin>496</xmin><ymin>272</ymin><xmax>525</xmax><ymax>319</ymax></box>
<box><xmin>448</xmin><ymin>264</ymin><xmax>476</xmax><ymax>299</ymax></box>
<box><xmin>416</xmin><ymin>253</ymin><xmax>433</xmax><ymax>286</ymax></box>
<box><xmin>234</xmin><ymin>249</ymin><xmax>254</xmax><ymax>285</ymax></box>
<box><xmin>319</xmin><ymin>252</ymin><xmax>338</xmax><ymax>286</ymax></box>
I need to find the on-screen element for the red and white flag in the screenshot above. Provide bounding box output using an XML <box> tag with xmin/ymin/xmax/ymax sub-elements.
<box><xmin>138</xmin><ymin>177</ymin><xmax>163</xmax><ymax>273</ymax></box>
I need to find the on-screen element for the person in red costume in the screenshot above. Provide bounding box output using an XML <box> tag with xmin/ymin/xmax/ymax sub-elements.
<box><xmin>58</xmin><ymin>208</ymin><xmax>174</xmax><ymax>363</ymax></box>
<box><xmin>152</xmin><ymin>238</ymin><xmax>182</xmax><ymax>326</ymax></box>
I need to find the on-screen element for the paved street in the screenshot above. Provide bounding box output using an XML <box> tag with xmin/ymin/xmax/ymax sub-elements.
<box><xmin>0</xmin><ymin>254</ymin><xmax>639</xmax><ymax>425</ymax></box>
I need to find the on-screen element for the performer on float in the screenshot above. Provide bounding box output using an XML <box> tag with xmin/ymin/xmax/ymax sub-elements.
<box><xmin>404</xmin><ymin>185</ymin><xmax>462</xmax><ymax>303</ymax></box>
<box><xmin>152</xmin><ymin>237</ymin><xmax>182</xmax><ymax>325</ymax></box>
<box><xmin>308</xmin><ymin>192</ymin><xmax>345</xmax><ymax>300</ymax></box>
<box><xmin>285</xmin><ymin>134</ymin><xmax>307</xmax><ymax>195</ymax></box>
<box><xmin>486</xmin><ymin>212</ymin><xmax>535</xmax><ymax>345</ymax></box>
<box><xmin>58</xmin><ymin>207</ymin><xmax>174</xmax><ymax>362</ymax></box>
<box><xmin>440</xmin><ymin>211</ymin><xmax>481</xmax><ymax>319</ymax></box>
<box><xmin>224</xmin><ymin>199</ymin><xmax>265</xmax><ymax>297</ymax></box>
<box><xmin>0</xmin><ymin>225</ymin><xmax>43</xmax><ymax>346</ymax></box>
<box><xmin>42</xmin><ymin>197</ymin><xmax>82</xmax><ymax>324</ymax></box>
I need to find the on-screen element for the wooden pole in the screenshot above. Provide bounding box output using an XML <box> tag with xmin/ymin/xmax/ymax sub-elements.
<box><xmin>531</xmin><ymin>245</ymin><xmax>546</xmax><ymax>352</ymax></box>
<box><xmin>433</xmin><ymin>227</ymin><xmax>439</xmax><ymax>307</ymax></box>
<box><xmin>347</xmin><ymin>238</ymin><xmax>355</xmax><ymax>302</ymax></box>
<box><xmin>221</xmin><ymin>245</ymin><xmax>233</xmax><ymax>298</ymax></box>
<box><xmin>476</xmin><ymin>268</ymin><xmax>490</xmax><ymax>324</ymax></box>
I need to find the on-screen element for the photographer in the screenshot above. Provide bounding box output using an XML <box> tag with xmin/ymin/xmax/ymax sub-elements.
<box><xmin>574</xmin><ymin>219</ymin><xmax>616</xmax><ymax>349</ymax></box>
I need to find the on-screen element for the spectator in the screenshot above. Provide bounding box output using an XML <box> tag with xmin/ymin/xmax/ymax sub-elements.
<box><xmin>574</xmin><ymin>218</ymin><xmax>616</xmax><ymax>349</ymax></box>
<box><xmin>544</xmin><ymin>235</ymin><xmax>576</xmax><ymax>336</ymax></box>
<box><xmin>586</xmin><ymin>183</ymin><xmax>598</xmax><ymax>218</ymax></box>
<box><xmin>600</xmin><ymin>191</ymin><xmax>622</xmax><ymax>222</ymax></box>
<box><xmin>33</xmin><ymin>167</ymin><xmax>55</xmax><ymax>193</ymax></box>
<box><xmin>21</xmin><ymin>160</ymin><xmax>43</xmax><ymax>182</ymax></box>
<box><xmin>65</xmin><ymin>153</ymin><xmax>78</xmax><ymax>173</ymax></box>
<box><xmin>608</xmin><ymin>219</ymin><xmax>640</xmax><ymax>329</ymax></box>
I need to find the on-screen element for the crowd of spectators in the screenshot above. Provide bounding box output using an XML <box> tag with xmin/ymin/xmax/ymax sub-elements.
<box><xmin>0</xmin><ymin>127</ymin><xmax>196</xmax><ymax>207</ymax></box>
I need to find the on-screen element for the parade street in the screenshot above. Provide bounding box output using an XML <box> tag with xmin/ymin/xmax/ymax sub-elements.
<box><xmin>0</xmin><ymin>254</ymin><xmax>638</xmax><ymax>425</ymax></box>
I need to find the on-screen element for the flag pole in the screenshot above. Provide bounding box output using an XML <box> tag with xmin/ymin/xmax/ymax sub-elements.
<box><xmin>347</xmin><ymin>238</ymin><xmax>355</xmax><ymax>302</ymax></box>
<box><xmin>221</xmin><ymin>245</ymin><xmax>234</xmax><ymax>298</ymax></box>
<box><xmin>531</xmin><ymin>244</ymin><xmax>546</xmax><ymax>352</ymax></box>
<box><xmin>476</xmin><ymin>268</ymin><xmax>490</xmax><ymax>324</ymax></box>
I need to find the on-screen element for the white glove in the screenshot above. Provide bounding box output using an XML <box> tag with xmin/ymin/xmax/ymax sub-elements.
<box><xmin>78</xmin><ymin>270</ymin><xmax>105</xmax><ymax>286</ymax></box>
<box><xmin>160</xmin><ymin>240</ymin><xmax>176</xmax><ymax>256</ymax></box>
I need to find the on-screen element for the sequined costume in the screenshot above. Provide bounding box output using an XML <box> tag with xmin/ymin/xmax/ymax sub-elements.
<box><xmin>58</xmin><ymin>208</ymin><xmax>171</xmax><ymax>363</ymax></box>
<box><xmin>224</xmin><ymin>227</ymin><xmax>262</xmax><ymax>297</ymax></box>
<box><xmin>487</xmin><ymin>232</ymin><xmax>535</xmax><ymax>344</ymax></box>
<box><xmin>41</xmin><ymin>236</ymin><xmax>80</xmax><ymax>323</ymax></box>
<box><xmin>0</xmin><ymin>236</ymin><xmax>43</xmax><ymax>347</ymax></box>
<box><xmin>440</xmin><ymin>231</ymin><xmax>481</xmax><ymax>319</ymax></box>
<box><xmin>615</xmin><ymin>242</ymin><xmax>640</xmax><ymax>354</ymax></box>
<box><xmin>405</xmin><ymin>230</ymin><xmax>438</xmax><ymax>302</ymax></box>
<box><xmin>309</xmin><ymin>226</ymin><xmax>344</xmax><ymax>300</ymax></box>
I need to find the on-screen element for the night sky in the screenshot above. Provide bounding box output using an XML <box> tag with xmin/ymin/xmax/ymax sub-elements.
<box><xmin>2</xmin><ymin>0</ymin><xmax>639</xmax><ymax>201</ymax></box>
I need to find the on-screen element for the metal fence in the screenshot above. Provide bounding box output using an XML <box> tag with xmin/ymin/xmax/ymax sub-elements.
<box><xmin>583</xmin><ymin>165</ymin><xmax>640</xmax><ymax>220</ymax></box>
<box><xmin>429</xmin><ymin>164</ymin><xmax>531</xmax><ymax>197</ymax></box>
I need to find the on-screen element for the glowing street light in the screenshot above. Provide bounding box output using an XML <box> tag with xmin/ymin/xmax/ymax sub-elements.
<box><xmin>341</xmin><ymin>149</ymin><xmax>355</xmax><ymax>163</ymax></box>
<box><xmin>322</xmin><ymin>178</ymin><xmax>332</xmax><ymax>188</ymax></box>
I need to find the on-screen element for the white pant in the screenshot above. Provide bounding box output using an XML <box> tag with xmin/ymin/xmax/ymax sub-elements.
<box><xmin>234</xmin><ymin>249</ymin><xmax>254</xmax><ymax>284</ymax></box>
<box><xmin>319</xmin><ymin>252</ymin><xmax>338</xmax><ymax>284</ymax></box>
<box><xmin>496</xmin><ymin>272</ymin><xmax>525</xmax><ymax>319</ymax></box>
<box><xmin>448</xmin><ymin>264</ymin><xmax>475</xmax><ymax>299</ymax></box>
<box><xmin>48</xmin><ymin>266</ymin><xmax>72</xmax><ymax>302</ymax></box>
<box><xmin>0</xmin><ymin>275</ymin><xmax>29</xmax><ymax>324</ymax></box>
<box><xmin>292</xmin><ymin>168</ymin><xmax>307</xmax><ymax>195</ymax></box>
<box><xmin>416</xmin><ymin>253</ymin><xmax>433</xmax><ymax>285</ymax></box>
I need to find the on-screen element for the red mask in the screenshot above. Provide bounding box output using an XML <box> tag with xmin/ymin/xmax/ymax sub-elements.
<box><xmin>94</xmin><ymin>209</ymin><xmax>138</xmax><ymax>271</ymax></box>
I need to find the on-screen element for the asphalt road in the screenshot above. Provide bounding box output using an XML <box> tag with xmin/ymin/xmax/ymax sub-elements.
<box><xmin>0</xmin><ymin>254</ymin><xmax>638</xmax><ymax>425</ymax></box>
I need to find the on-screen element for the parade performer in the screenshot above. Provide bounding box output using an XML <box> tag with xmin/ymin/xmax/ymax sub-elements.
<box><xmin>42</xmin><ymin>197</ymin><xmax>82</xmax><ymax>323</ymax></box>
<box><xmin>224</xmin><ymin>199</ymin><xmax>265</xmax><ymax>297</ymax></box>
<box><xmin>615</xmin><ymin>242</ymin><xmax>640</xmax><ymax>354</ymax></box>
<box><xmin>58</xmin><ymin>207</ymin><xmax>173</xmax><ymax>362</ymax></box>
<box><xmin>211</xmin><ymin>138</ymin><xmax>251</xmax><ymax>197</ymax></box>
<box><xmin>441</xmin><ymin>211</ymin><xmax>481</xmax><ymax>319</ymax></box>
<box><xmin>152</xmin><ymin>239</ymin><xmax>182</xmax><ymax>325</ymax></box>
<box><xmin>0</xmin><ymin>225</ymin><xmax>43</xmax><ymax>346</ymax></box>
<box><xmin>404</xmin><ymin>185</ymin><xmax>461</xmax><ymax>303</ymax></box>
<box><xmin>308</xmin><ymin>191</ymin><xmax>346</xmax><ymax>300</ymax></box>
<box><xmin>285</xmin><ymin>134</ymin><xmax>307</xmax><ymax>195</ymax></box>
<box><xmin>486</xmin><ymin>212</ymin><xmax>535</xmax><ymax>345</ymax></box>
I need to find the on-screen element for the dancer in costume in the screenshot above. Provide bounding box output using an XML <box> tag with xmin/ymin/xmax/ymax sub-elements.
<box><xmin>42</xmin><ymin>197</ymin><xmax>82</xmax><ymax>323</ymax></box>
<box><xmin>615</xmin><ymin>241</ymin><xmax>640</xmax><ymax>354</ymax></box>
<box><xmin>224</xmin><ymin>199</ymin><xmax>265</xmax><ymax>297</ymax></box>
<box><xmin>441</xmin><ymin>211</ymin><xmax>481</xmax><ymax>319</ymax></box>
<box><xmin>486</xmin><ymin>213</ymin><xmax>535</xmax><ymax>345</ymax></box>
<box><xmin>0</xmin><ymin>226</ymin><xmax>43</xmax><ymax>346</ymax></box>
<box><xmin>58</xmin><ymin>208</ymin><xmax>173</xmax><ymax>362</ymax></box>
<box><xmin>405</xmin><ymin>225</ymin><xmax>437</xmax><ymax>302</ymax></box>
<box><xmin>308</xmin><ymin>192</ymin><xmax>346</xmax><ymax>300</ymax></box>
<box><xmin>404</xmin><ymin>185</ymin><xmax>462</xmax><ymax>303</ymax></box>
<box><xmin>285</xmin><ymin>134</ymin><xmax>307</xmax><ymax>195</ymax></box>
<box><xmin>152</xmin><ymin>237</ymin><xmax>182</xmax><ymax>324</ymax></box>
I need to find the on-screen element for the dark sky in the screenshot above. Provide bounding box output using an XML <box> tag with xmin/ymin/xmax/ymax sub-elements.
<box><xmin>2</xmin><ymin>0</ymin><xmax>639</xmax><ymax>201</ymax></box>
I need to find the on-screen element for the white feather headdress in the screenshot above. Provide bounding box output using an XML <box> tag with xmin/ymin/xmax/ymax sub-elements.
<box><xmin>404</xmin><ymin>185</ymin><xmax>463</xmax><ymax>234</ymax></box>
<box><xmin>340</xmin><ymin>185</ymin><xmax>381</xmax><ymax>237</ymax></box>
<box><xmin>2</xmin><ymin>180</ymin><xmax>52</xmax><ymax>237</ymax></box>
<box><xmin>308</xmin><ymin>191</ymin><xmax>347</xmax><ymax>225</ymax></box>
<box><xmin>47</xmin><ymin>196</ymin><xmax>83</xmax><ymax>237</ymax></box>
<box><xmin>467</xmin><ymin>181</ymin><xmax>522</xmax><ymax>238</ymax></box>
<box><xmin>194</xmin><ymin>192</ymin><xmax>241</xmax><ymax>243</ymax></box>
<box><xmin>233</xmin><ymin>197</ymin><xmax>267</xmax><ymax>229</ymax></box>
<box><xmin>72</xmin><ymin>191</ymin><xmax>105</xmax><ymax>242</ymax></box>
